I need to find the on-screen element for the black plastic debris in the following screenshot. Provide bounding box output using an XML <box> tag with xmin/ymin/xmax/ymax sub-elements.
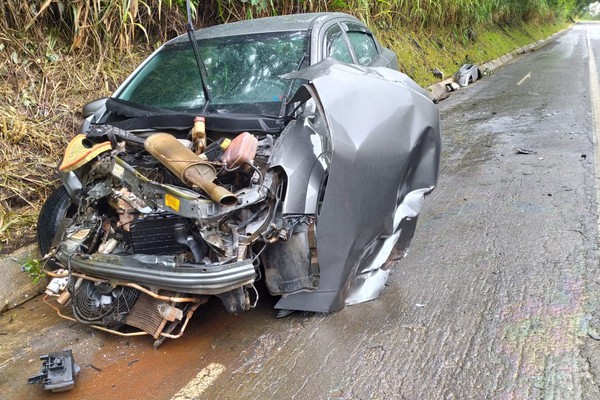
<box><xmin>515</xmin><ymin>148</ymin><xmax>537</xmax><ymax>155</ymax></box>
<box><xmin>432</xmin><ymin>67</ymin><xmax>444</xmax><ymax>79</ymax></box>
<box><xmin>28</xmin><ymin>350</ymin><xmax>80</xmax><ymax>392</ymax></box>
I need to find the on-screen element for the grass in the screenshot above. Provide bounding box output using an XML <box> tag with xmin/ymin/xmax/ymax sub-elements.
<box><xmin>380</xmin><ymin>21</ymin><xmax>570</xmax><ymax>86</ymax></box>
<box><xmin>0</xmin><ymin>1</ymin><xmax>581</xmax><ymax>49</ymax></box>
<box><xmin>0</xmin><ymin>30</ymin><xmax>145</xmax><ymax>253</ymax></box>
<box><xmin>20</xmin><ymin>254</ymin><xmax>45</xmax><ymax>285</ymax></box>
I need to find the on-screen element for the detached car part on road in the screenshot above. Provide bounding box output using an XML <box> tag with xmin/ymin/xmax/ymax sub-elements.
<box><xmin>454</xmin><ymin>64</ymin><xmax>482</xmax><ymax>87</ymax></box>
<box><xmin>37</xmin><ymin>13</ymin><xmax>441</xmax><ymax>347</ymax></box>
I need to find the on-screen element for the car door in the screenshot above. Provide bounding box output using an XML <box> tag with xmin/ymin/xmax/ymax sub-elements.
<box><xmin>321</xmin><ymin>22</ymin><xmax>354</xmax><ymax>64</ymax></box>
<box><xmin>319</xmin><ymin>18</ymin><xmax>398</xmax><ymax>70</ymax></box>
<box><xmin>339</xmin><ymin>21</ymin><xmax>384</xmax><ymax>67</ymax></box>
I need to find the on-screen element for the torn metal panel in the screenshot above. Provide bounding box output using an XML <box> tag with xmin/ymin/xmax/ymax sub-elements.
<box><xmin>268</xmin><ymin>100</ymin><xmax>332</xmax><ymax>215</ymax></box>
<box><xmin>346</xmin><ymin>268</ymin><xmax>391</xmax><ymax>306</ymax></box>
<box><xmin>276</xmin><ymin>61</ymin><xmax>441</xmax><ymax>312</ymax></box>
<box><xmin>345</xmin><ymin>188</ymin><xmax>430</xmax><ymax>305</ymax></box>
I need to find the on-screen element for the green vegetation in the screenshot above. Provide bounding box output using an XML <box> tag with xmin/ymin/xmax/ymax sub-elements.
<box><xmin>20</xmin><ymin>254</ymin><xmax>45</xmax><ymax>284</ymax></box>
<box><xmin>0</xmin><ymin>1</ymin><xmax>589</xmax><ymax>50</ymax></box>
<box><xmin>0</xmin><ymin>1</ymin><xmax>591</xmax><ymax>252</ymax></box>
<box><xmin>0</xmin><ymin>30</ymin><xmax>142</xmax><ymax>253</ymax></box>
<box><xmin>386</xmin><ymin>21</ymin><xmax>569</xmax><ymax>85</ymax></box>
<box><xmin>580</xmin><ymin>1</ymin><xmax>600</xmax><ymax>18</ymax></box>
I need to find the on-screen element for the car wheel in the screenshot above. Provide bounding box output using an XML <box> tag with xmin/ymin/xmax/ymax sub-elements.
<box><xmin>37</xmin><ymin>186</ymin><xmax>77</xmax><ymax>256</ymax></box>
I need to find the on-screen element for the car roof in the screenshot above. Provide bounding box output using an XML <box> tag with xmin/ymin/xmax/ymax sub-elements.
<box><xmin>167</xmin><ymin>12</ymin><xmax>361</xmax><ymax>44</ymax></box>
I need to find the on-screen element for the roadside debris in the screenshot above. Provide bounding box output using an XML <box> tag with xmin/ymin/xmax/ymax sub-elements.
<box><xmin>589</xmin><ymin>329</ymin><xmax>600</xmax><ymax>340</ymax></box>
<box><xmin>87</xmin><ymin>364</ymin><xmax>102</xmax><ymax>372</ymax></box>
<box><xmin>454</xmin><ymin>64</ymin><xmax>481</xmax><ymax>87</ymax></box>
<box><xmin>482</xmin><ymin>67</ymin><xmax>494</xmax><ymax>76</ymax></box>
<box><xmin>445</xmin><ymin>82</ymin><xmax>461</xmax><ymax>92</ymax></box>
<box><xmin>515</xmin><ymin>148</ymin><xmax>537</xmax><ymax>155</ymax></box>
<box><xmin>27</xmin><ymin>350</ymin><xmax>80</xmax><ymax>392</ymax></box>
<box><xmin>434</xmin><ymin>64</ymin><xmax>483</xmax><ymax>101</ymax></box>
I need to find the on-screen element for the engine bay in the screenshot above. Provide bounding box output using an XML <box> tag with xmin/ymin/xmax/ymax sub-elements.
<box><xmin>42</xmin><ymin>117</ymin><xmax>318</xmax><ymax>347</ymax></box>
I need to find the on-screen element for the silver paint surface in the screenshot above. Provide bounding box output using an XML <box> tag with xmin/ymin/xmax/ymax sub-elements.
<box><xmin>275</xmin><ymin>60</ymin><xmax>441</xmax><ymax>312</ymax></box>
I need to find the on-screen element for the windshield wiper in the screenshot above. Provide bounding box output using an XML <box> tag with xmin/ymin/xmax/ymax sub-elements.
<box><xmin>186</xmin><ymin>0</ymin><xmax>211</xmax><ymax>112</ymax></box>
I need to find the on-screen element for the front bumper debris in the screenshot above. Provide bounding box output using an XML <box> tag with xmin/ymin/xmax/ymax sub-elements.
<box><xmin>55</xmin><ymin>250</ymin><xmax>256</xmax><ymax>295</ymax></box>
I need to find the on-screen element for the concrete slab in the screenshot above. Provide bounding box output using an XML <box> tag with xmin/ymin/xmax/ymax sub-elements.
<box><xmin>0</xmin><ymin>244</ymin><xmax>43</xmax><ymax>312</ymax></box>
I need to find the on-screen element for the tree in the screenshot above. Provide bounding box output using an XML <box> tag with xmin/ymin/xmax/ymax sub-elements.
<box><xmin>588</xmin><ymin>1</ymin><xmax>600</xmax><ymax>15</ymax></box>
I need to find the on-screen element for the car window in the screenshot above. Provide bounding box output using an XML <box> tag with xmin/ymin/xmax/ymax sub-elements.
<box><xmin>346</xmin><ymin>31</ymin><xmax>378</xmax><ymax>66</ymax></box>
<box><xmin>117</xmin><ymin>31</ymin><xmax>309</xmax><ymax>115</ymax></box>
<box><xmin>118</xmin><ymin>46</ymin><xmax>205</xmax><ymax>110</ymax></box>
<box><xmin>324</xmin><ymin>25</ymin><xmax>353</xmax><ymax>64</ymax></box>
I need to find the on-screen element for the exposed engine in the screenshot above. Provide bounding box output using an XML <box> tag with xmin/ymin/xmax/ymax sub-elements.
<box><xmin>43</xmin><ymin>120</ymin><xmax>318</xmax><ymax>348</ymax></box>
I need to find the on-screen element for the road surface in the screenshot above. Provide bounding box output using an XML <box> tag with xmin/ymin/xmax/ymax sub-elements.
<box><xmin>2</xmin><ymin>23</ymin><xmax>600</xmax><ymax>400</ymax></box>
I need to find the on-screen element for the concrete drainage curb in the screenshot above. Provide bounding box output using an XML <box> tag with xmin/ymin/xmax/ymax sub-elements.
<box><xmin>0</xmin><ymin>244</ymin><xmax>44</xmax><ymax>313</ymax></box>
<box><xmin>427</xmin><ymin>26</ymin><xmax>572</xmax><ymax>102</ymax></box>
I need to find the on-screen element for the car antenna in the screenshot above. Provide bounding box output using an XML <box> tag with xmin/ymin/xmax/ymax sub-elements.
<box><xmin>185</xmin><ymin>0</ymin><xmax>211</xmax><ymax>110</ymax></box>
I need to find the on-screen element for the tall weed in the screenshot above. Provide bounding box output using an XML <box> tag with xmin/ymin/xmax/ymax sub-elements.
<box><xmin>1</xmin><ymin>0</ymin><xmax>580</xmax><ymax>51</ymax></box>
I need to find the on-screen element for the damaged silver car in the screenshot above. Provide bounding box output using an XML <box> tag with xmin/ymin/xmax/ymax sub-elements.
<box><xmin>37</xmin><ymin>12</ymin><xmax>441</xmax><ymax>347</ymax></box>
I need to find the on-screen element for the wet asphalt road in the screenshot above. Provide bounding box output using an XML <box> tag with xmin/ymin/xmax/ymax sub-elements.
<box><xmin>3</xmin><ymin>23</ymin><xmax>600</xmax><ymax>400</ymax></box>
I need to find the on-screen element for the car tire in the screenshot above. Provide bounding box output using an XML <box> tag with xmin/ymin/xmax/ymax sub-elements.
<box><xmin>37</xmin><ymin>186</ymin><xmax>76</xmax><ymax>256</ymax></box>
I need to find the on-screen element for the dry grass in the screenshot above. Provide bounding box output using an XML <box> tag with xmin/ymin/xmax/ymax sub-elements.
<box><xmin>0</xmin><ymin>30</ymin><xmax>145</xmax><ymax>253</ymax></box>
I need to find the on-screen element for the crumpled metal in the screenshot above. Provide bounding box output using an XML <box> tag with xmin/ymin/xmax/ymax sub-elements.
<box><xmin>275</xmin><ymin>60</ymin><xmax>441</xmax><ymax>312</ymax></box>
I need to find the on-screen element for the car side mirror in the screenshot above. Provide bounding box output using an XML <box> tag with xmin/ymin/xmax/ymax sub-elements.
<box><xmin>82</xmin><ymin>97</ymin><xmax>108</xmax><ymax>118</ymax></box>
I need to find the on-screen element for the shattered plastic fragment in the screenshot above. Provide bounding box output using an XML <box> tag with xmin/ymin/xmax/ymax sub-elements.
<box><xmin>27</xmin><ymin>350</ymin><xmax>80</xmax><ymax>392</ymax></box>
<box><xmin>445</xmin><ymin>82</ymin><xmax>460</xmax><ymax>92</ymax></box>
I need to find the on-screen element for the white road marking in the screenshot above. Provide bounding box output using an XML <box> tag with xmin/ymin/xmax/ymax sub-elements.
<box><xmin>586</xmin><ymin>27</ymin><xmax>600</xmax><ymax>231</ymax></box>
<box><xmin>517</xmin><ymin>72</ymin><xmax>532</xmax><ymax>86</ymax></box>
<box><xmin>170</xmin><ymin>363</ymin><xmax>225</xmax><ymax>400</ymax></box>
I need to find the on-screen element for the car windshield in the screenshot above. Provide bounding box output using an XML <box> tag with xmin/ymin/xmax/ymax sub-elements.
<box><xmin>116</xmin><ymin>31</ymin><xmax>309</xmax><ymax>116</ymax></box>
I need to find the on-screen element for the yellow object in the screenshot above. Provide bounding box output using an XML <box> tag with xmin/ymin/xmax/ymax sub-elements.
<box><xmin>59</xmin><ymin>134</ymin><xmax>112</xmax><ymax>172</ymax></box>
<box><xmin>192</xmin><ymin>116</ymin><xmax>206</xmax><ymax>154</ymax></box>
<box><xmin>165</xmin><ymin>194</ymin><xmax>181</xmax><ymax>212</ymax></box>
<box><xmin>220</xmin><ymin>138</ymin><xmax>231</xmax><ymax>150</ymax></box>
